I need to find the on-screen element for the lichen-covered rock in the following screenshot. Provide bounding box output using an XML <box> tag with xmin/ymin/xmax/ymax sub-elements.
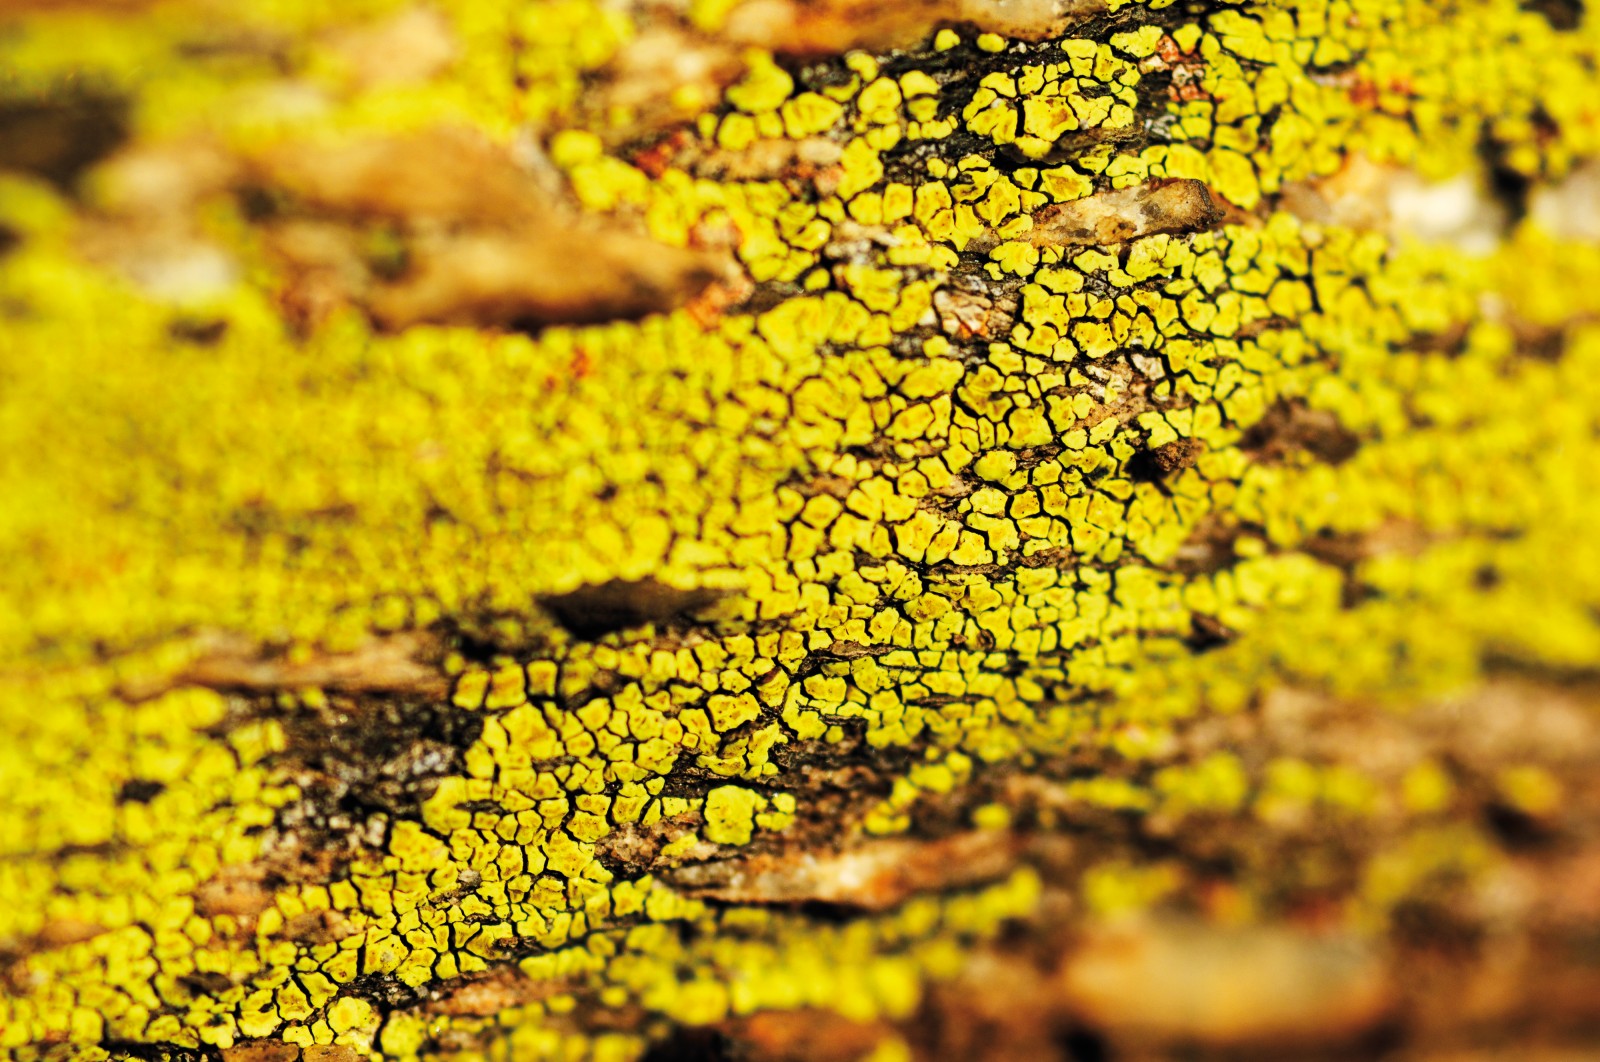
<box><xmin>3</xmin><ymin>1</ymin><xmax>1600</xmax><ymax>1059</ymax></box>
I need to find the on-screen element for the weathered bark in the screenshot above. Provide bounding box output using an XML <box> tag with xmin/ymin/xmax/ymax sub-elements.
<box><xmin>3</xmin><ymin>1</ymin><xmax>1600</xmax><ymax>1061</ymax></box>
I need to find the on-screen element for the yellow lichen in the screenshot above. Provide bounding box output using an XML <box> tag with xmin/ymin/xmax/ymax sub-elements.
<box><xmin>4</xmin><ymin>0</ymin><xmax>1600</xmax><ymax>1058</ymax></box>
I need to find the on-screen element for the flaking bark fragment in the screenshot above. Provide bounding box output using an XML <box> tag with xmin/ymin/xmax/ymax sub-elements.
<box><xmin>251</xmin><ymin>128</ymin><xmax>720</xmax><ymax>329</ymax></box>
<box><xmin>664</xmin><ymin>829</ymin><xmax>1024</xmax><ymax>910</ymax></box>
<box><xmin>176</xmin><ymin>631</ymin><xmax>449</xmax><ymax>697</ymax></box>
<box><xmin>1057</xmin><ymin>921</ymin><xmax>1395</xmax><ymax>1048</ymax></box>
<box><xmin>1029</xmin><ymin>178</ymin><xmax>1224</xmax><ymax>247</ymax></box>
<box><xmin>724</xmin><ymin>0</ymin><xmax>1110</xmax><ymax>55</ymax></box>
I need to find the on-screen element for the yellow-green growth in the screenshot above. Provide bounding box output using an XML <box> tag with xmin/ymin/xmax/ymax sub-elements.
<box><xmin>3</xmin><ymin>0</ymin><xmax>1600</xmax><ymax>1059</ymax></box>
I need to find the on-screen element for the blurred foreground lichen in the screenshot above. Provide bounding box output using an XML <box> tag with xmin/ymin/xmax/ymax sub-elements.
<box><xmin>3</xmin><ymin>0</ymin><xmax>1600</xmax><ymax>1059</ymax></box>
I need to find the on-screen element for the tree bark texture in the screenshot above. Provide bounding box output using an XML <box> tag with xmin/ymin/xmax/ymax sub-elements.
<box><xmin>3</xmin><ymin>1</ymin><xmax>1600</xmax><ymax>1060</ymax></box>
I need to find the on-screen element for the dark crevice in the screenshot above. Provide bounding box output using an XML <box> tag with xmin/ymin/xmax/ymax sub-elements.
<box><xmin>640</xmin><ymin>1027</ymin><xmax>729</xmax><ymax>1062</ymax></box>
<box><xmin>273</xmin><ymin>693</ymin><xmax>484</xmax><ymax>821</ymax></box>
<box><xmin>1484</xmin><ymin>801</ymin><xmax>1559</xmax><ymax>851</ymax></box>
<box><xmin>1127</xmin><ymin>438</ymin><xmax>1203</xmax><ymax>483</ymax></box>
<box><xmin>1060</xmin><ymin>1027</ymin><xmax>1112</xmax><ymax>1062</ymax></box>
<box><xmin>343</xmin><ymin>970</ymin><xmax>428</xmax><ymax>1010</ymax></box>
<box><xmin>168</xmin><ymin>316</ymin><xmax>231</xmax><ymax>346</ymax></box>
<box><xmin>98</xmin><ymin>1042</ymin><xmax>222</xmax><ymax>1062</ymax></box>
<box><xmin>1522</xmin><ymin>0</ymin><xmax>1585</xmax><ymax>30</ymax></box>
<box><xmin>1183</xmin><ymin>612</ymin><xmax>1235</xmax><ymax>653</ymax></box>
<box><xmin>1240</xmin><ymin>398</ymin><xmax>1361</xmax><ymax>466</ymax></box>
<box><xmin>539</xmin><ymin>578</ymin><xmax>728</xmax><ymax>640</ymax></box>
<box><xmin>1478</xmin><ymin>117</ymin><xmax>1555</xmax><ymax>227</ymax></box>
<box><xmin>0</xmin><ymin>89</ymin><xmax>130</xmax><ymax>190</ymax></box>
<box><xmin>254</xmin><ymin>693</ymin><xmax>486</xmax><ymax>881</ymax></box>
<box><xmin>117</xmin><ymin>779</ymin><xmax>167</xmax><ymax>804</ymax></box>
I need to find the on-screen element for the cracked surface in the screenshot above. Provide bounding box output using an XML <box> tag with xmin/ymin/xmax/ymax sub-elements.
<box><xmin>4</xmin><ymin>0</ymin><xmax>1600</xmax><ymax>1059</ymax></box>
